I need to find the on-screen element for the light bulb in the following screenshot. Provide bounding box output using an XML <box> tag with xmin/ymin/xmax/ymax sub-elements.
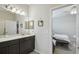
<box><xmin>70</xmin><ymin>6</ymin><xmax>77</xmax><ymax>15</ymax></box>
<box><xmin>12</xmin><ymin>8</ymin><xmax>16</xmax><ymax>12</ymax></box>
<box><xmin>70</xmin><ymin>11</ymin><xmax>74</xmax><ymax>14</ymax></box>
<box><xmin>73</xmin><ymin>10</ymin><xmax>77</xmax><ymax>14</ymax></box>
<box><xmin>20</xmin><ymin>11</ymin><xmax>26</xmax><ymax>16</ymax></box>
<box><xmin>16</xmin><ymin>10</ymin><xmax>21</xmax><ymax>14</ymax></box>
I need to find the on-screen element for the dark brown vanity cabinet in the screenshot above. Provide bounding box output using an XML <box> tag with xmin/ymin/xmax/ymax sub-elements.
<box><xmin>0</xmin><ymin>36</ymin><xmax>35</xmax><ymax>54</ymax></box>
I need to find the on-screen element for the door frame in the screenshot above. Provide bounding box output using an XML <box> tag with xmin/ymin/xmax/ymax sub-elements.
<box><xmin>50</xmin><ymin>4</ymin><xmax>76</xmax><ymax>54</ymax></box>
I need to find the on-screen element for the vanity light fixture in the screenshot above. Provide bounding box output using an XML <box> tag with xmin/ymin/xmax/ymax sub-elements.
<box><xmin>3</xmin><ymin>4</ymin><xmax>26</xmax><ymax>16</ymax></box>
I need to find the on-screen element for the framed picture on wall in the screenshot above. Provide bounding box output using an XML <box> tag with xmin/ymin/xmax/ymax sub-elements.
<box><xmin>25</xmin><ymin>20</ymin><xmax>34</xmax><ymax>29</ymax></box>
<box><xmin>38</xmin><ymin>20</ymin><xmax>43</xmax><ymax>27</ymax></box>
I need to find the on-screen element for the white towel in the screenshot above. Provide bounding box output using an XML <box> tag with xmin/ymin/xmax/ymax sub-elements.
<box><xmin>52</xmin><ymin>39</ymin><xmax>56</xmax><ymax>46</ymax></box>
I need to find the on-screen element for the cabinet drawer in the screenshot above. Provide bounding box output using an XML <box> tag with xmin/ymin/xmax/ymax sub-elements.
<box><xmin>0</xmin><ymin>39</ymin><xmax>19</xmax><ymax>47</ymax></box>
<box><xmin>19</xmin><ymin>36</ymin><xmax>35</xmax><ymax>42</ymax></box>
<box><xmin>19</xmin><ymin>37</ymin><xmax>30</xmax><ymax>42</ymax></box>
<box><xmin>8</xmin><ymin>44</ymin><xmax>19</xmax><ymax>54</ymax></box>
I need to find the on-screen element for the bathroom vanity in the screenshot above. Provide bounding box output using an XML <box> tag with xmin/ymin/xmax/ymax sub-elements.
<box><xmin>0</xmin><ymin>35</ymin><xmax>35</xmax><ymax>54</ymax></box>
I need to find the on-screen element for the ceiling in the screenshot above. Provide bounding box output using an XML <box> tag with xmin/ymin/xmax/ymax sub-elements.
<box><xmin>53</xmin><ymin>5</ymin><xmax>76</xmax><ymax>18</ymax></box>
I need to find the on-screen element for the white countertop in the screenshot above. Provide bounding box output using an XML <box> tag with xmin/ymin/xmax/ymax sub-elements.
<box><xmin>0</xmin><ymin>34</ymin><xmax>35</xmax><ymax>43</ymax></box>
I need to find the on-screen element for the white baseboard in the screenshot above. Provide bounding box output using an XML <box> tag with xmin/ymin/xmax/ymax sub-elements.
<box><xmin>34</xmin><ymin>49</ymin><xmax>44</xmax><ymax>54</ymax></box>
<box><xmin>34</xmin><ymin>49</ymin><xmax>52</xmax><ymax>54</ymax></box>
<box><xmin>34</xmin><ymin>49</ymin><xmax>40</xmax><ymax>54</ymax></box>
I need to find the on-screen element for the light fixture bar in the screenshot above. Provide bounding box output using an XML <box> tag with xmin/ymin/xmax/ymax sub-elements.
<box><xmin>3</xmin><ymin>4</ymin><xmax>26</xmax><ymax>16</ymax></box>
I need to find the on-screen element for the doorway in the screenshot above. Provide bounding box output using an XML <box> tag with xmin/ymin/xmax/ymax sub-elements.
<box><xmin>52</xmin><ymin>5</ymin><xmax>76</xmax><ymax>54</ymax></box>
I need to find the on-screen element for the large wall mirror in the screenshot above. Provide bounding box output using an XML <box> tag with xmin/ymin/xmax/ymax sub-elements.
<box><xmin>0</xmin><ymin>5</ymin><xmax>17</xmax><ymax>35</ymax></box>
<box><xmin>0</xmin><ymin>4</ymin><xmax>31</xmax><ymax>35</ymax></box>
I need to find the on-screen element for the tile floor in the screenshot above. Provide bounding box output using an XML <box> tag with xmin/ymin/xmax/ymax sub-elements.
<box><xmin>53</xmin><ymin>39</ymin><xmax>76</xmax><ymax>54</ymax></box>
<box><xmin>54</xmin><ymin>43</ymin><xmax>76</xmax><ymax>54</ymax></box>
<box><xmin>54</xmin><ymin>46</ymin><xmax>76</xmax><ymax>54</ymax></box>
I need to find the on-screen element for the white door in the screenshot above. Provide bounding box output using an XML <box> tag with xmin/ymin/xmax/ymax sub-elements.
<box><xmin>76</xmin><ymin>5</ymin><xmax>79</xmax><ymax>54</ymax></box>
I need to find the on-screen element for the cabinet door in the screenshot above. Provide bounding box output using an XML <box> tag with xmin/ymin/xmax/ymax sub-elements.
<box><xmin>20</xmin><ymin>38</ymin><xmax>29</xmax><ymax>53</ymax></box>
<box><xmin>20</xmin><ymin>36</ymin><xmax>35</xmax><ymax>54</ymax></box>
<box><xmin>0</xmin><ymin>47</ymin><xmax>8</xmax><ymax>54</ymax></box>
<box><xmin>8</xmin><ymin>44</ymin><xmax>19</xmax><ymax>54</ymax></box>
<box><xmin>28</xmin><ymin>36</ymin><xmax>35</xmax><ymax>49</ymax></box>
